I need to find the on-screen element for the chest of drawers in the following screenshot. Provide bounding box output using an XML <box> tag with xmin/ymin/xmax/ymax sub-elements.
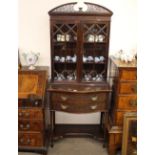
<box><xmin>107</xmin><ymin>57</ymin><xmax>137</xmax><ymax>155</ymax></box>
<box><xmin>18</xmin><ymin>67</ymin><xmax>49</xmax><ymax>155</ymax></box>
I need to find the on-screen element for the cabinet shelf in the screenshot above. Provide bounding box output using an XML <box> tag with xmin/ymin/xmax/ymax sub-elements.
<box><xmin>54</xmin><ymin>80</ymin><xmax>77</xmax><ymax>83</ymax></box>
<box><xmin>83</xmin><ymin>62</ymin><xmax>105</xmax><ymax>64</ymax></box>
<box><xmin>54</xmin><ymin>41</ymin><xmax>77</xmax><ymax>44</ymax></box>
<box><xmin>84</xmin><ymin>41</ymin><xmax>106</xmax><ymax>44</ymax></box>
<box><xmin>54</xmin><ymin>61</ymin><xmax>77</xmax><ymax>64</ymax></box>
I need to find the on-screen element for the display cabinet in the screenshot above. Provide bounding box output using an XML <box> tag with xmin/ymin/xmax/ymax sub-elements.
<box><xmin>48</xmin><ymin>2</ymin><xmax>113</xmax><ymax>146</ymax></box>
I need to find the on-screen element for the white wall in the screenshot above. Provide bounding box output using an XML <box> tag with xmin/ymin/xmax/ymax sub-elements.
<box><xmin>19</xmin><ymin>0</ymin><xmax>137</xmax><ymax>124</ymax></box>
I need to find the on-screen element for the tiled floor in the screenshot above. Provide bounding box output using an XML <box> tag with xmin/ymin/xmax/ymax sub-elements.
<box><xmin>18</xmin><ymin>138</ymin><xmax>109</xmax><ymax>155</ymax></box>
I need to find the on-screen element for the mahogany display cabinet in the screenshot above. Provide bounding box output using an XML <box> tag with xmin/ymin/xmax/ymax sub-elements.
<box><xmin>47</xmin><ymin>2</ymin><xmax>113</xmax><ymax>147</ymax></box>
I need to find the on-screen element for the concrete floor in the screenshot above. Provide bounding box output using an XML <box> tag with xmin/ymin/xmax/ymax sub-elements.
<box><xmin>18</xmin><ymin>138</ymin><xmax>109</xmax><ymax>155</ymax></box>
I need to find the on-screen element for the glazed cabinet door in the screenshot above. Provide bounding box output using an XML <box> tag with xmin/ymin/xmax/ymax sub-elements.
<box><xmin>51</xmin><ymin>21</ymin><xmax>79</xmax><ymax>82</ymax></box>
<box><xmin>80</xmin><ymin>22</ymin><xmax>110</xmax><ymax>82</ymax></box>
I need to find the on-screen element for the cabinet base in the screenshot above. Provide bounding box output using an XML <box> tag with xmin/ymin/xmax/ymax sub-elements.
<box><xmin>50</xmin><ymin>124</ymin><xmax>107</xmax><ymax>147</ymax></box>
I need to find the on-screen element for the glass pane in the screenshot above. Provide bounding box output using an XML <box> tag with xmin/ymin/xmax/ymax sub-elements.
<box><xmin>82</xmin><ymin>23</ymin><xmax>107</xmax><ymax>82</ymax></box>
<box><xmin>53</xmin><ymin>23</ymin><xmax>77</xmax><ymax>82</ymax></box>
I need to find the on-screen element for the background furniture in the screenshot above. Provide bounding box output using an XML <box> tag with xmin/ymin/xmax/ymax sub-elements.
<box><xmin>47</xmin><ymin>2</ymin><xmax>112</xmax><ymax>146</ymax></box>
<box><xmin>122</xmin><ymin>112</ymin><xmax>137</xmax><ymax>155</ymax></box>
<box><xmin>107</xmin><ymin>57</ymin><xmax>137</xmax><ymax>155</ymax></box>
<box><xmin>18</xmin><ymin>67</ymin><xmax>49</xmax><ymax>155</ymax></box>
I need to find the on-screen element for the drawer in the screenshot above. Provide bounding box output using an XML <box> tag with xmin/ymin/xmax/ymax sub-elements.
<box><xmin>18</xmin><ymin>132</ymin><xmax>43</xmax><ymax>147</ymax></box>
<box><xmin>120</xmin><ymin>69</ymin><xmax>137</xmax><ymax>80</ymax></box>
<box><xmin>119</xmin><ymin>82</ymin><xmax>137</xmax><ymax>94</ymax></box>
<box><xmin>51</xmin><ymin>92</ymin><xmax>108</xmax><ymax>113</ymax></box>
<box><xmin>18</xmin><ymin>108</ymin><xmax>43</xmax><ymax>120</ymax></box>
<box><xmin>18</xmin><ymin>120</ymin><xmax>43</xmax><ymax>131</ymax></box>
<box><xmin>52</xmin><ymin>92</ymin><xmax>107</xmax><ymax>104</ymax></box>
<box><xmin>117</xmin><ymin>95</ymin><xmax>137</xmax><ymax>110</ymax></box>
<box><xmin>52</xmin><ymin>101</ymin><xmax>107</xmax><ymax>113</ymax></box>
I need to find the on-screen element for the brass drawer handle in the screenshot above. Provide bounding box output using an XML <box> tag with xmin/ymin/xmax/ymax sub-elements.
<box><xmin>61</xmin><ymin>96</ymin><xmax>68</xmax><ymax>101</ymax></box>
<box><xmin>90</xmin><ymin>105</ymin><xmax>97</xmax><ymax>110</ymax></box>
<box><xmin>27</xmin><ymin>138</ymin><xmax>31</xmax><ymax>144</ymax></box>
<box><xmin>91</xmin><ymin>96</ymin><xmax>98</xmax><ymax>101</ymax></box>
<box><xmin>129</xmin><ymin>100</ymin><xmax>137</xmax><ymax>106</ymax></box>
<box><xmin>19</xmin><ymin>124</ymin><xmax>24</xmax><ymax>128</ymax></box>
<box><xmin>131</xmin><ymin>84</ymin><xmax>137</xmax><ymax>93</ymax></box>
<box><xmin>19</xmin><ymin>112</ymin><xmax>23</xmax><ymax>117</ymax></box>
<box><xmin>26</xmin><ymin>124</ymin><xmax>30</xmax><ymax>129</ymax></box>
<box><xmin>25</xmin><ymin>113</ymin><xmax>30</xmax><ymax>117</ymax></box>
<box><xmin>19</xmin><ymin>124</ymin><xmax>30</xmax><ymax>129</ymax></box>
<box><xmin>61</xmin><ymin>104</ymin><xmax>68</xmax><ymax>110</ymax></box>
<box><xmin>20</xmin><ymin>138</ymin><xmax>24</xmax><ymax>143</ymax></box>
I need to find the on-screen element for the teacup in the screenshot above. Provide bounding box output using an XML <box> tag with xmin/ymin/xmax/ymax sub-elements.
<box><xmin>65</xmin><ymin>34</ymin><xmax>71</xmax><ymax>41</ymax></box>
<box><xmin>92</xmin><ymin>77</ymin><xmax>96</xmax><ymax>81</ymax></box>
<box><xmin>60</xmin><ymin>57</ymin><xmax>65</xmax><ymax>62</ymax></box>
<box><xmin>99</xmin><ymin>56</ymin><xmax>105</xmax><ymax>62</ymax></box>
<box><xmin>54</xmin><ymin>56</ymin><xmax>60</xmax><ymax>62</ymax></box>
<box><xmin>84</xmin><ymin>74</ymin><xmax>91</xmax><ymax>81</ymax></box>
<box><xmin>83</xmin><ymin>56</ymin><xmax>87</xmax><ymax>62</ymax></box>
<box><xmin>57</xmin><ymin>74</ymin><xmax>65</xmax><ymax>81</ymax></box>
<box><xmin>72</xmin><ymin>56</ymin><xmax>77</xmax><ymax>62</ymax></box>
<box><xmin>66</xmin><ymin>55</ymin><xmax>72</xmax><ymax>61</ymax></box>
<box><xmin>61</xmin><ymin>35</ymin><xmax>65</xmax><ymax>42</ymax></box>
<box><xmin>96</xmin><ymin>74</ymin><xmax>103</xmax><ymax>81</ymax></box>
<box><xmin>95</xmin><ymin>35</ymin><xmax>98</xmax><ymax>42</ymax></box>
<box><xmin>57</xmin><ymin>34</ymin><xmax>61</xmax><ymax>41</ymax></box>
<box><xmin>94</xmin><ymin>57</ymin><xmax>100</xmax><ymax>63</ymax></box>
<box><xmin>87</xmin><ymin>56</ymin><xmax>94</xmax><ymax>62</ymax></box>
<box><xmin>67</xmin><ymin>75</ymin><xmax>74</xmax><ymax>80</ymax></box>
<box><xmin>98</xmin><ymin>35</ymin><xmax>105</xmax><ymax>42</ymax></box>
<box><xmin>87</xmin><ymin>34</ymin><xmax>94</xmax><ymax>42</ymax></box>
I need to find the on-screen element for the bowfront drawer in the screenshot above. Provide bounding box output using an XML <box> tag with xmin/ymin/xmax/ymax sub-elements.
<box><xmin>52</xmin><ymin>92</ymin><xmax>106</xmax><ymax>104</ymax></box>
<box><xmin>18</xmin><ymin>133</ymin><xmax>43</xmax><ymax>147</ymax></box>
<box><xmin>18</xmin><ymin>120</ymin><xmax>43</xmax><ymax>131</ymax></box>
<box><xmin>117</xmin><ymin>95</ymin><xmax>137</xmax><ymax>110</ymax></box>
<box><xmin>119</xmin><ymin>82</ymin><xmax>137</xmax><ymax>94</ymax></box>
<box><xmin>120</xmin><ymin>69</ymin><xmax>137</xmax><ymax>81</ymax></box>
<box><xmin>51</xmin><ymin>92</ymin><xmax>108</xmax><ymax>113</ymax></box>
<box><xmin>18</xmin><ymin>108</ymin><xmax>43</xmax><ymax>120</ymax></box>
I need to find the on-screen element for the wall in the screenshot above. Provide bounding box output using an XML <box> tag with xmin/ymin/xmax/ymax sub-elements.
<box><xmin>19</xmin><ymin>0</ymin><xmax>137</xmax><ymax>124</ymax></box>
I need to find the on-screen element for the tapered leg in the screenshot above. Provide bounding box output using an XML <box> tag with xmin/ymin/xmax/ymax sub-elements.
<box><xmin>103</xmin><ymin>112</ymin><xmax>108</xmax><ymax>147</ymax></box>
<box><xmin>50</xmin><ymin>110</ymin><xmax>55</xmax><ymax>147</ymax></box>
